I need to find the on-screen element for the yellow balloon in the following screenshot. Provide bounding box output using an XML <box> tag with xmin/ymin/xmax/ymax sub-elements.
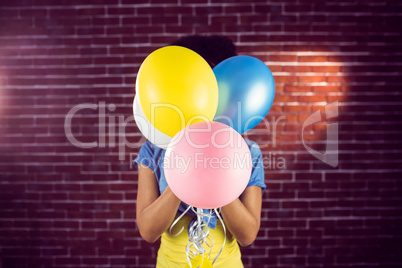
<box><xmin>136</xmin><ymin>46</ymin><xmax>218</xmax><ymax>137</ymax></box>
<box><xmin>184</xmin><ymin>254</ymin><xmax>213</xmax><ymax>268</ymax></box>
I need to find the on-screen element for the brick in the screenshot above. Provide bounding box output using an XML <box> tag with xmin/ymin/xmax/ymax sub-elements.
<box><xmin>195</xmin><ymin>6</ymin><xmax>223</xmax><ymax>15</ymax></box>
<box><xmin>225</xmin><ymin>5</ymin><xmax>252</xmax><ymax>13</ymax></box>
<box><xmin>54</xmin><ymin>257</ymin><xmax>81</xmax><ymax>265</ymax></box>
<box><xmin>52</xmin><ymin>202</ymin><xmax>80</xmax><ymax>211</ymax></box>
<box><xmin>299</xmin><ymin>55</ymin><xmax>328</xmax><ymax>62</ymax></box>
<box><xmin>96</xmin><ymin>230</ymin><xmax>125</xmax><ymax>239</ymax></box>
<box><xmin>94</xmin><ymin>211</ymin><xmax>121</xmax><ymax>219</ymax></box>
<box><xmin>109</xmin><ymin>221</ymin><xmax>136</xmax><ymax>229</ymax></box>
<box><xmin>109</xmin><ymin>203</ymin><xmax>135</xmax><ymax>211</ymax></box>
<box><xmin>274</xmin><ymin>95</ymin><xmax>298</xmax><ymax>102</ymax></box>
<box><xmin>110</xmin><ymin>183</ymin><xmax>137</xmax><ymax>191</ymax></box>
<box><xmin>82</xmin><ymin>183</ymin><xmax>110</xmax><ymax>191</ymax></box>
<box><xmin>181</xmin><ymin>15</ymin><xmax>208</xmax><ymax>25</ymax></box>
<box><xmin>284</xmin><ymin>85</ymin><xmax>312</xmax><ymax>92</ymax></box>
<box><xmin>268</xmin><ymin>247</ymin><xmax>294</xmax><ymax>256</ymax></box>
<box><xmin>240</xmin><ymin>34</ymin><xmax>269</xmax><ymax>43</ymax></box>
<box><xmin>82</xmin><ymin>257</ymin><xmax>109</xmax><ymax>265</ymax></box>
<box><xmin>93</xmin><ymin>17</ymin><xmax>120</xmax><ymax>26</ymax></box>
<box><xmin>240</xmin><ymin>14</ymin><xmax>268</xmax><ymax>24</ymax></box>
<box><xmin>283</xmin><ymin>65</ymin><xmax>311</xmax><ymax>72</ymax></box>
<box><xmin>312</xmin><ymin>66</ymin><xmax>340</xmax><ymax>72</ymax></box>
<box><xmin>81</xmin><ymin>221</ymin><xmax>107</xmax><ymax>229</ymax></box>
<box><xmin>283</xmin><ymin>104</ymin><xmax>311</xmax><ymax>113</ymax></box>
<box><xmin>270</xmin><ymin>34</ymin><xmax>298</xmax><ymax>42</ymax></box>
<box><xmin>68</xmin><ymin>193</ymin><xmax>96</xmax><ymax>201</ymax></box>
<box><xmin>274</xmin><ymin>75</ymin><xmax>297</xmax><ymax>83</ymax></box>
<box><xmin>298</xmin><ymin>95</ymin><xmax>327</xmax><ymax>103</ymax></box>
<box><xmin>151</xmin><ymin>15</ymin><xmax>179</xmax><ymax>25</ymax></box>
<box><xmin>270</xmin><ymin>55</ymin><xmax>298</xmax><ymax>62</ymax></box>
<box><xmin>295</xmin><ymin>210</ymin><xmax>323</xmax><ymax>219</ymax></box>
<box><xmin>96</xmin><ymin>193</ymin><xmax>124</xmax><ymax>201</ymax></box>
<box><xmin>299</xmin><ymin>75</ymin><xmax>326</xmax><ymax>83</ymax></box>
<box><xmin>107</xmin><ymin>7</ymin><xmax>135</xmax><ymax>15</ymax></box>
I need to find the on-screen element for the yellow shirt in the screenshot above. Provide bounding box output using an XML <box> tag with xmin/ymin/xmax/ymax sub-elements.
<box><xmin>156</xmin><ymin>215</ymin><xmax>244</xmax><ymax>268</ymax></box>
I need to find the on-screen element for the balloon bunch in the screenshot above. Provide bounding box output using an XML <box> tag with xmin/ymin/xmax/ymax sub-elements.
<box><xmin>134</xmin><ymin>46</ymin><xmax>275</xmax><ymax>267</ymax></box>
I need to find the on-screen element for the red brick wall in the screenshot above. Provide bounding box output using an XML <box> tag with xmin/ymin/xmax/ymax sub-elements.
<box><xmin>1</xmin><ymin>0</ymin><xmax>402</xmax><ymax>267</ymax></box>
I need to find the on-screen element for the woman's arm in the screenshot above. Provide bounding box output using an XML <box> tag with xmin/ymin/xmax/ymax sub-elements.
<box><xmin>136</xmin><ymin>164</ymin><xmax>181</xmax><ymax>243</ymax></box>
<box><xmin>220</xmin><ymin>186</ymin><xmax>262</xmax><ymax>247</ymax></box>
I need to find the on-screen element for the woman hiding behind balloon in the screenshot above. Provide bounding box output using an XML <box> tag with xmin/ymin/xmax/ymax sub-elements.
<box><xmin>134</xmin><ymin>35</ymin><xmax>267</xmax><ymax>268</ymax></box>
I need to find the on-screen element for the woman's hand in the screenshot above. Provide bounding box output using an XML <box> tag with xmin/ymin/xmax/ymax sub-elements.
<box><xmin>136</xmin><ymin>164</ymin><xmax>181</xmax><ymax>243</ymax></box>
<box><xmin>220</xmin><ymin>186</ymin><xmax>262</xmax><ymax>247</ymax></box>
<box><xmin>136</xmin><ymin>163</ymin><xmax>263</xmax><ymax>246</ymax></box>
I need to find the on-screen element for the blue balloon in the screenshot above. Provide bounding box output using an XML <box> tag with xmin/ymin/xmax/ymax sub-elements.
<box><xmin>213</xmin><ymin>55</ymin><xmax>275</xmax><ymax>134</ymax></box>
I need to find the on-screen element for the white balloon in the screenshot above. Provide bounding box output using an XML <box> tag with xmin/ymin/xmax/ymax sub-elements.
<box><xmin>133</xmin><ymin>95</ymin><xmax>172</xmax><ymax>149</ymax></box>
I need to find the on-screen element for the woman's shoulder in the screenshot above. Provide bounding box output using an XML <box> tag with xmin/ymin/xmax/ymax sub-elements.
<box><xmin>243</xmin><ymin>138</ymin><xmax>262</xmax><ymax>156</ymax></box>
<box><xmin>135</xmin><ymin>141</ymin><xmax>166</xmax><ymax>171</ymax></box>
<box><xmin>138</xmin><ymin>141</ymin><xmax>166</xmax><ymax>160</ymax></box>
<box><xmin>140</xmin><ymin>141</ymin><xmax>166</xmax><ymax>152</ymax></box>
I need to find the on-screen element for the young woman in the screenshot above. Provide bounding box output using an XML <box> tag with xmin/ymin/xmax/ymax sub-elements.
<box><xmin>134</xmin><ymin>35</ymin><xmax>266</xmax><ymax>268</ymax></box>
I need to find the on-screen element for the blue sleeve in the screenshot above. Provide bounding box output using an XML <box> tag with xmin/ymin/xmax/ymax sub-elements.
<box><xmin>246</xmin><ymin>140</ymin><xmax>266</xmax><ymax>194</ymax></box>
<box><xmin>133</xmin><ymin>141</ymin><xmax>157</xmax><ymax>171</ymax></box>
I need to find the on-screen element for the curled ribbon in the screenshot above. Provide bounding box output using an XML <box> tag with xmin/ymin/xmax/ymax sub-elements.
<box><xmin>169</xmin><ymin>206</ymin><xmax>226</xmax><ymax>268</ymax></box>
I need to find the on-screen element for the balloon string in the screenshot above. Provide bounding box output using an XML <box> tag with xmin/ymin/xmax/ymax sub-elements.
<box><xmin>185</xmin><ymin>207</ymin><xmax>216</xmax><ymax>268</ymax></box>
<box><xmin>169</xmin><ymin>206</ymin><xmax>226</xmax><ymax>267</ymax></box>
<box><xmin>169</xmin><ymin>205</ymin><xmax>192</xmax><ymax>237</ymax></box>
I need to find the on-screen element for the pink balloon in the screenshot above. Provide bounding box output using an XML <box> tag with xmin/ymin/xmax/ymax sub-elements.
<box><xmin>164</xmin><ymin>121</ymin><xmax>252</xmax><ymax>209</ymax></box>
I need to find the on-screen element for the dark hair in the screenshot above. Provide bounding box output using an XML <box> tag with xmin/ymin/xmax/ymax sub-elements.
<box><xmin>170</xmin><ymin>35</ymin><xmax>237</xmax><ymax>68</ymax></box>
